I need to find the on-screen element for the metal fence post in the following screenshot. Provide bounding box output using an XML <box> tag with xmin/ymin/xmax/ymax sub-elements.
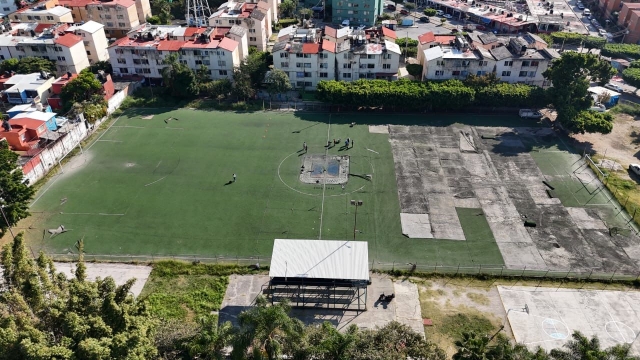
<box><xmin>609</xmin><ymin>268</ymin><xmax>617</xmax><ymax>282</ymax></box>
<box><xmin>392</xmin><ymin>261</ymin><xmax>395</xmax><ymax>271</ymax></box>
<box><xmin>456</xmin><ymin>263</ymin><xmax>460</xmax><ymax>276</ymax></box>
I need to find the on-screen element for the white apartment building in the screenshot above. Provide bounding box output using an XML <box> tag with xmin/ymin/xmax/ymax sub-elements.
<box><xmin>66</xmin><ymin>21</ymin><xmax>109</xmax><ymax>63</ymax></box>
<box><xmin>108</xmin><ymin>25</ymin><xmax>245</xmax><ymax>81</ymax></box>
<box><xmin>11</xmin><ymin>5</ymin><xmax>73</xmax><ymax>24</ymax></box>
<box><xmin>209</xmin><ymin>1</ymin><xmax>271</xmax><ymax>51</ymax></box>
<box><xmin>420</xmin><ymin>34</ymin><xmax>559</xmax><ymax>87</ymax></box>
<box><xmin>59</xmin><ymin>0</ymin><xmax>151</xmax><ymax>39</ymax></box>
<box><xmin>272</xmin><ymin>26</ymin><xmax>400</xmax><ymax>90</ymax></box>
<box><xmin>0</xmin><ymin>0</ymin><xmax>18</xmax><ymax>16</ymax></box>
<box><xmin>0</xmin><ymin>22</ymin><xmax>91</xmax><ymax>74</ymax></box>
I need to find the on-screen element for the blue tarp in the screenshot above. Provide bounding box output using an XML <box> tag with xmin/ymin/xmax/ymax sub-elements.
<box><xmin>481</xmin><ymin>17</ymin><xmax>491</xmax><ymax>24</ymax></box>
<box><xmin>401</xmin><ymin>18</ymin><xmax>413</xmax><ymax>26</ymax></box>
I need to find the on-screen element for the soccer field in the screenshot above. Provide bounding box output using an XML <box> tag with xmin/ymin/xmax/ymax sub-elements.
<box><xmin>20</xmin><ymin>109</ymin><xmax>524</xmax><ymax>265</ymax></box>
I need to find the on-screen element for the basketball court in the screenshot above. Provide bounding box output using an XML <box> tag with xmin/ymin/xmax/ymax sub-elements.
<box><xmin>498</xmin><ymin>285</ymin><xmax>640</xmax><ymax>354</ymax></box>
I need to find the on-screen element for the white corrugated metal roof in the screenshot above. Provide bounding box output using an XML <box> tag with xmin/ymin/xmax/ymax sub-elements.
<box><xmin>423</xmin><ymin>46</ymin><xmax>443</xmax><ymax>62</ymax></box>
<box><xmin>269</xmin><ymin>239</ymin><xmax>369</xmax><ymax>281</ymax></box>
<box><xmin>13</xmin><ymin>111</ymin><xmax>55</xmax><ymax>121</ymax></box>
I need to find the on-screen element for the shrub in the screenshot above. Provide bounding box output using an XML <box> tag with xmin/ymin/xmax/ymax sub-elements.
<box><xmin>278</xmin><ymin>18</ymin><xmax>298</xmax><ymax>27</ymax></box>
<box><xmin>622</xmin><ymin>67</ymin><xmax>640</xmax><ymax>88</ymax></box>
<box><xmin>602</xmin><ymin>43</ymin><xmax>640</xmax><ymax>59</ymax></box>
<box><xmin>406</xmin><ymin>64</ymin><xmax>423</xmax><ymax>78</ymax></box>
<box><xmin>423</xmin><ymin>8</ymin><xmax>436</xmax><ymax>16</ymax></box>
<box><xmin>548</xmin><ymin>32</ymin><xmax>605</xmax><ymax>49</ymax></box>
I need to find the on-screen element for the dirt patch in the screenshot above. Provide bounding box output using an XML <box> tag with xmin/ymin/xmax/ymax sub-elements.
<box><xmin>571</xmin><ymin>114</ymin><xmax>640</xmax><ymax>179</ymax></box>
<box><xmin>417</xmin><ymin>278</ymin><xmax>511</xmax><ymax>357</ymax></box>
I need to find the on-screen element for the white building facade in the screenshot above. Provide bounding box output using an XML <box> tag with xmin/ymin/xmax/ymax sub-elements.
<box><xmin>67</xmin><ymin>21</ymin><xmax>109</xmax><ymax>64</ymax></box>
<box><xmin>209</xmin><ymin>1</ymin><xmax>272</xmax><ymax>51</ymax></box>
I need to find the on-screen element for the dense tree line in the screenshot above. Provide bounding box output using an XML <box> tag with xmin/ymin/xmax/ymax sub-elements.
<box><xmin>0</xmin><ymin>57</ymin><xmax>56</xmax><ymax>76</ymax></box>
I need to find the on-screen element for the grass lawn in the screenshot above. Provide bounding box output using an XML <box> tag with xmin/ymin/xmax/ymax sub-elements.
<box><xmin>21</xmin><ymin>109</ymin><xmax>541</xmax><ymax>266</ymax></box>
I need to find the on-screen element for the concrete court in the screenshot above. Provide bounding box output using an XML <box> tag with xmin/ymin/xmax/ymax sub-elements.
<box><xmin>218</xmin><ymin>274</ymin><xmax>424</xmax><ymax>336</ymax></box>
<box><xmin>53</xmin><ymin>262</ymin><xmax>152</xmax><ymax>297</ymax></box>
<box><xmin>498</xmin><ymin>285</ymin><xmax>640</xmax><ymax>354</ymax></box>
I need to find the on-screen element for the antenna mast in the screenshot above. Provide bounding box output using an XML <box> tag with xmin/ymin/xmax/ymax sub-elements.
<box><xmin>185</xmin><ymin>0</ymin><xmax>212</xmax><ymax>27</ymax></box>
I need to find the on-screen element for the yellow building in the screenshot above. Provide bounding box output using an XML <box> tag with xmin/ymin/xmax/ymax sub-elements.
<box><xmin>59</xmin><ymin>0</ymin><xmax>151</xmax><ymax>39</ymax></box>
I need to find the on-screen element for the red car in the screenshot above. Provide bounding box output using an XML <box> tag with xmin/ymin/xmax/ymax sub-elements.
<box><xmin>387</xmin><ymin>4</ymin><xmax>396</xmax><ymax>10</ymax></box>
<box><xmin>400</xmin><ymin>9</ymin><xmax>409</xmax><ymax>14</ymax></box>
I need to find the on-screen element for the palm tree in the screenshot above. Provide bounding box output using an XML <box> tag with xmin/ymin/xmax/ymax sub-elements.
<box><xmin>186</xmin><ymin>317</ymin><xmax>236</xmax><ymax>360</ymax></box>
<box><xmin>315</xmin><ymin>322</ymin><xmax>358</xmax><ymax>360</ymax></box>
<box><xmin>453</xmin><ymin>331</ymin><xmax>491</xmax><ymax>360</ymax></box>
<box><xmin>550</xmin><ymin>331</ymin><xmax>607</xmax><ymax>360</ymax></box>
<box><xmin>161</xmin><ymin>52</ymin><xmax>179</xmax><ymax>91</ymax></box>
<box><xmin>231</xmin><ymin>296</ymin><xmax>304</xmax><ymax>360</ymax></box>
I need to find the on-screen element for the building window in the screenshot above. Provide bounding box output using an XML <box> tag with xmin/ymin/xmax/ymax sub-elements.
<box><xmin>383</xmin><ymin>64</ymin><xmax>390</xmax><ymax>69</ymax></box>
<box><xmin>501</xmin><ymin>71</ymin><xmax>511</xmax><ymax>76</ymax></box>
<box><xmin>304</xmin><ymin>63</ymin><xmax>311</xmax><ymax>68</ymax></box>
<box><xmin>249</xmin><ymin>37</ymin><xmax>257</xmax><ymax>41</ymax></box>
<box><xmin>504</xmin><ymin>60</ymin><xmax>513</xmax><ymax>66</ymax></box>
<box><xmin>280</xmin><ymin>53</ymin><xmax>288</xmax><ymax>58</ymax></box>
<box><xmin>117</xmin><ymin>14</ymin><xmax>124</xmax><ymax>19</ymax></box>
<box><xmin>219</xmin><ymin>70</ymin><xmax>228</xmax><ymax>75</ymax></box>
<box><xmin>297</xmin><ymin>72</ymin><xmax>305</xmax><ymax>78</ymax></box>
<box><xmin>218</xmin><ymin>60</ymin><xmax>226</xmax><ymax>66</ymax></box>
<box><xmin>528</xmin><ymin>71</ymin><xmax>536</xmax><ymax>77</ymax></box>
<box><xmin>522</xmin><ymin>60</ymin><xmax>530</xmax><ymax>67</ymax></box>
<box><xmin>120</xmin><ymin>68</ymin><xmax>128</xmax><ymax>73</ymax></box>
<box><xmin>383</xmin><ymin>53</ymin><xmax>391</xmax><ymax>59</ymax></box>
<box><xmin>86</xmin><ymin>51</ymin><xmax>91</xmax><ymax>55</ymax></box>
<box><xmin>304</xmin><ymin>72</ymin><xmax>311</xmax><ymax>77</ymax></box>
<box><xmin>104</xmin><ymin>14</ymin><xmax>112</xmax><ymax>19</ymax></box>
<box><xmin>531</xmin><ymin>61</ymin><xmax>539</xmax><ymax>66</ymax></box>
<box><xmin>0</xmin><ymin>55</ymin><xmax>4</xmax><ymax>60</ymax></box>
<box><xmin>478</xmin><ymin>61</ymin><xmax>487</xmax><ymax>66</ymax></box>
<box><xmin>297</xmin><ymin>81</ymin><xmax>304</xmax><ymax>87</ymax></box>
<box><xmin>46</xmin><ymin>15</ymin><xmax>53</xmax><ymax>20</ymax></box>
<box><xmin>343</xmin><ymin>63</ymin><xmax>351</xmax><ymax>69</ymax></box>
<box><xmin>519</xmin><ymin>71</ymin><xmax>528</xmax><ymax>77</ymax></box>
<box><xmin>319</xmin><ymin>72</ymin><xmax>328</xmax><ymax>78</ymax></box>
<box><xmin>436</xmin><ymin>60</ymin><xmax>444</xmax><ymax>66</ymax></box>
<box><xmin>2</xmin><ymin>7</ymin><xmax>9</xmax><ymax>11</ymax></box>
<box><xmin>367</xmin><ymin>64</ymin><xmax>374</xmax><ymax>68</ymax></box>
<box><xmin>106</xmin><ymin>22</ymin><xmax>114</xmax><ymax>27</ymax></box>
<box><xmin>477</xmin><ymin>71</ymin><xmax>486</xmax><ymax>76</ymax></box>
<box><xmin>296</xmin><ymin>63</ymin><xmax>302</xmax><ymax>68</ymax></box>
<box><xmin>320</xmin><ymin>63</ymin><xmax>328</xmax><ymax>68</ymax></box>
<box><xmin>118</xmin><ymin>22</ymin><xmax>126</xmax><ymax>27</ymax></box>
<box><xmin>452</xmin><ymin>70</ymin><xmax>461</xmax><ymax>76</ymax></box>
<box><xmin>195</xmin><ymin>60</ymin><xmax>203</xmax><ymax>65</ymax></box>
<box><xmin>435</xmin><ymin>70</ymin><xmax>443</xmax><ymax>76</ymax></box>
<box><xmin>304</xmin><ymin>54</ymin><xmax>311</xmax><ymax>58</ymax></box>
<box><xmin>305</xmin><ymin>82</ymin><xmax>312</xmax><ymax>86</ymax></box>
<box><xmin>281</xmin><ymin>62</ymin><xmax>288</xmax><ymax>67</ymax></box>
<box><xmin>249</xmin><ymin>28</ymin><xmax>256</xmax><ymax>33</ymax></box>
<box><xmin>203</xmin><ymin>60</ymin><xmax>210</xmax><ymax>65</ymax></box>
<box><xmin>57</xmin><ymin>56</ymin><xmax>66</xmax><ymax>61</ymax></box>
<box><xmin>117</xmin><ymin>58</ymin><xmax>126</xmax><ymax>64</ymax></box>
<box><xmin>320</xmin><ymin>53</ymin><xmax>328</xmax><ymax>59</ymax></box>
<box><xmin>115</xmin><ymin>48</ymin><xmax>123</xmax><ymax>54</ymax></box>
<box><xmin>342</xmin><ymin>72</ymin><xmax>351</xmax><ymax>78</ymax></box>
<box><xmin>296</xmin><ymin>53</ymin><xmax>303</xmax><ymax>58</ymax></box>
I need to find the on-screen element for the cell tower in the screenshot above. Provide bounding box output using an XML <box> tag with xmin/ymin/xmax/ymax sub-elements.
<box><xmin>185</xmin><ymin>0</ymin><xmax>211</xmax><ymax>27</ymax></box>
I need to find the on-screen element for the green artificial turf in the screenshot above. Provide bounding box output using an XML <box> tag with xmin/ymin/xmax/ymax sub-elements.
<box><xmin>23</xmin><ymin>110</ymin><xmax>537</xmax><ymax>265</ymax></box>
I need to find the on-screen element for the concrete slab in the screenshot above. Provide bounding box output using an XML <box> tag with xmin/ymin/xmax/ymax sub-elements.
<box><xmin>566</xmin><ymin>208</ymin><xmax>608</xmax><ymax>230</ymax></box>
<box><xmin>400</xmin><ymin>213</ymin><xmax>434</xmax><ymax>238</ymax></box>
<box><xmin>498</xmin><ymin>286</ymin><xmax>640</xmax><ymax>354</ymax></box>
<box><xmin>369</xmin><ymin>125</ymin><xmax>389</xmax><ymax>134</ymax></box>
<box><xmin>219</xmin><ymin>274</ymin><xmax>424</xmax><ymax>337</ymax></box>
<box><xmin>53</xmin><ymin>262</ymin><xmax>152</xmax><ymax>298</ymax></box>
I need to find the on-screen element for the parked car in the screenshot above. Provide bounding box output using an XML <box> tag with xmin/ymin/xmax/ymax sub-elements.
<box><xmin>599</xmin><ymin>28</ymin><xmax>607</xmax><ymax>36</ymax></box>
<box><xmin>591</xmin><ymin>18</ymin><xmax>599</xmax><ymax>26</ymax></box>
<box><xmin>419</xmin><ymin>16</ymin><xmax>430</xmax><ymax>22</ymax></box>
<box><xmin>589</xmin><ymin>102</ymin><xmax>606</xmax><ymax>112</ymax></box>
<box><xmin>519</xmin><ymin>109</ymin><xmax>544</xmax><ymax>119</ymax></box>
<box><xmin>577</xmin><ymin>3</ymin><xmax>585</xmax><ymax>9</ymax></box>
<box><xmin>436</xmin><ymin>9</ymin><xmax>444</xmax><ymax>15</ymax></box>
<box><xmin>400</xmin><ymin>9</ymin><xmax>409</xmax><ymax>15</ymax></box>
<box><xmin>387</xmin><ymin>4</ymin><xmax>396</xmax><ymax>10</ymax></box>
<box><xmin>583</xmin><ymin>9</ymin><xmax>591</xmax><ymax>16</ymax></box>
<box><xmin>630</xmin><ymin>164</ymin><xmax>640</xmax><ymax>176</ymax></box>
<box><xmin>443</xmin><ymin>13</ymin><xmax>452</xmax><ymax>18</ymax></box>
<box><xmin>604</xmin><ymin>83</ymin><xmax>624</xmax><ymax>93</ymax></box>
<box><xmin>341</xmin><ymin>19</ymin><xmax>350</xmax><ymax>27</ymax></box>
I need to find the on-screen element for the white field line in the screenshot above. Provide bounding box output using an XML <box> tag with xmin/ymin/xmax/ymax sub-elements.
<box><xmin>318</xmin><ymin>116</ymin><xmax>331</xmax><ymax>240</ymax></box>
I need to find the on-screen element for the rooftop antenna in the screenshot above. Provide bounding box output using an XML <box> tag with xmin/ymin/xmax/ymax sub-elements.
<box><xmin>186</xmin><ymin>0</ymin><xmax>211</xmax><ymax>27</ymax></box>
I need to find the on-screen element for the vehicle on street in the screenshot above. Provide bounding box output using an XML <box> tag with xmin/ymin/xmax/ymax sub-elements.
<box><xmin>630</xmin><ymin>164</ymin><xmax>640</xmax><ymax>176</ymax></box>
<box><xmin>591</xmin><ymin>18</ymin><xmax>599</xmax><ymax>26</ymax></box>
<box><xmin>599</xmin><ymin>28</ymin><xmax>607</xmax><ymax>36</ymax></box>
<box><xmin>400</xmin><ymin>9</ymin><xmax>409</xmax><ymax>15</ymax></box>
<box><xmin>577</xmin><ymin>3</ymin><xmax>585</xmax><ymax>9</ymax></box>
<box><xmin>583</xmin><ymin>9</ymin><xmax>590</xmax><ymax>16</ymax></box>
<box><xmin>387</xmin><ymin>4</ymin><xmax>396</xmax><ymax>10</ymax></box>
<box><xmin>604</xmin><ymin>83</ymin><xmax>624</xmax><ymax>92</ymax></box>
<box><xmin>519</xmin><ymin>109</ymin><xmax>544</xmax><ymax>119</ymax></box>
<box><xmin>419</xmin><ymin>16</ymin><xmax>429</xmax><ymax>22</ymax></box>
<box><xmin>436</xmin><ymin>9</ymin><xmax>444</xmax><ymax>15</ymax></box>
<box><xmin>443</xmin><ymin>13</ymin><xmax>452</xmax><ymax>18</ymax></box>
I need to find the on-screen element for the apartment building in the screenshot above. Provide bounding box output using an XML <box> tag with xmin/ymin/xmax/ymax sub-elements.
<box><xmin>0</xmin><ymin>22</ymin><xmax>91</xmax><ymax>73</ymax></box>
<box><xmin>209</xmin><ymin>1</ymin><xmax>271</xmax><ymax>51</ymax></box>
<box><xmin>108</xmin><ymin>24</ymin><xmax>245</xmax><ymax>81</ymax></box>
<box><xmin>58</xmin><ymin>0</ymin><xmax>151</xmax><ymax>39</ymax></box>
<box><xmin>332</xmin><ymin>0</ymin><xmax>384</xmax><ymax>26</ymax></box>
<box><xmin>421</xmin><ymin>34</ymin><xmax>559</xmax><ymax>87</ymax></box>
<box><xmin>66</xmin><ymin>20</ymin><xmax>109</xmax><ymax>63</ymax></box>
<box><xmin>11</xmin><ymin>4</ymin><xmax>73</xmax><ymax>23</ymax></box>
<box><xmin>272</xmin><ymin>25</ymin><xmax>400</xmax><ymax>90</ymax></box>
<box><xmin>618</xmin><ymin>2</ymin><xmax>640</xmax><ymax>44</ymax></box>
<box><xmin>0</xmin><ymin>0</ymin><xmax>18</xmax><ymax>16</ymax></box>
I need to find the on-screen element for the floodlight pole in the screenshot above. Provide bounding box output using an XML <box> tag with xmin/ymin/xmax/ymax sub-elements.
<box><xmin>350</xmin><ymin>200</ymin><xmax>363</xmax><ymax>240</ymax></box>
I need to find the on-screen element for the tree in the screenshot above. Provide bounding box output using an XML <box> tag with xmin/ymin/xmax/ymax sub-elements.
<box><xmin>162</xmin><ymin>53</ymin><xmax>199</xmax><ymax>99</ymax></box>
<box><xmin>200</xmin><ymin>78</ymin><xmax>232</xmax><ymax>98</ymax></box>
<box><xmin>543</xmin><ymin>52</ymin><xmax>616</xmax><ymax>133</ymax></box>
<box><xmin>60</xmin><ymin>69</ymin><xmax>103</xmax><ymax>112</ymax></box>
<box><xmin>0</xmin><ymin>141</ymin><xmax>34</xmax><ymax>235</ymax></box>
<box><xmin>298</xmin><ymin>7</ymin><xmax>313</xmax><ymax>20</ymax></box>
<box><xmin>279</xmin><ymin>0</ymin><xmax>296</xmax><ymax>18</ymax></box>
<box><xmin>15</xmin><ymin>56</ymin><xmax>56</xmax><ymax>75</ymax></box>
<box><xmin>0</xmin><ymin>58</ymin><xmax>19</xmax><ymax>73</ymax></box>
<box><xmin>406</xmin><ymin>64</ymin><xmax>423</xmax><ymax>78</ymax></box>
<box><xmin>549</xmin><ymin>331</ymin><xmax>608</xmax><ymax>360</ymax></box>
<box><xmin>0</xmin><ymin>234</ymin><xmax>158</xmax><ymax>359</ymax></box>
<box><xmin>424</xmin><ymin>8</ymin><xmax>436</xmax><ymax>16</ymax></box>
<box><xmin>309</xmin><ymin>322</ymin><xmax>358</xmax><ymax>360</ymax></box>
<box><xmin>232</xmin><ymin>70</ymin><xmax>256</xmax><ymax>101</ymax></box>
<box><xmin>196</xmin><ymin>65</ymin><xmax>212</xmax><ymax>85</ymax></box>
<box><xmin>265</xmin><ymin>69</ymin><xmax>292</xmax><ymax>100</ymax></box>
<box><xmin>570</xmin><ymin>110</ymin><xmax>614</xmax><ymax>134</ymax></box>
<box><xmin>231</xmin><ymin>296</ymin><xmax>305</xmax><ymax>360</ymax></box>
<box><xmin>89</xmin><ymin>60</ymin><xmax>113</xmax><ymax>74</ymax></box>
<box><xmin>440</xmin><ymin>17</ymin><xmax>446</xmax><ymax>25</ymax></box>
<box><xmin>463</xmin><ymin>72</ymin><xmax>501</xmax><ymax>88</ymax></box>
<box><xmin>186</xmin><ymin>316</ymin><xmax>236</xmax><ymax>360</ymax></box>
<box><xmin>453</xmin><ymin>331</ymin><xmax>491</xmax><ymax>360</ymax></box>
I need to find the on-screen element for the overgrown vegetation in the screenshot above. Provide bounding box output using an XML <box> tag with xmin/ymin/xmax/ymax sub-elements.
<box><xmin>602</xmin><ymin>43</ymin><xmax>640</xmax><ymax>60</ymax></box>
<box><xmin>0</xmin><ymin>56</ymin><xmax>56</xmax><ymax>75</ymax></box>
<box><xmin>0</xmin><ymin>141</ymin><xmax>34</xmax><ymax>234</ymax></box>
<box><xmin>610</xmin><ymin>101</ymin><xmax>640</xmax><ymax>117</ymax></box>
<box><xmin>547</xmin><ymin>32</ymin><xmax>606</xmax><ymax>50</ymax></box>
<box><xmin>622</xmin><ymin>60</ymin><xmax>640</xmax><ymax>88</ymax></box>
<box><xmin>588</xmin><ymin>159</ymin><xmax>640</xmax><ymax>228</ymax></box>
<box><xmin>396</xmin><ymin>37</ymin><xmax>419</xmax><ymax>57</ymax></box>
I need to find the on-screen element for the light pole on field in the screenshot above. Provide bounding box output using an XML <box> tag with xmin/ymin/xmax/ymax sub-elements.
<box><xmin>350</xmin><ymin>200</ymin><xmax>363</xmax><ymax>240</ymax></box>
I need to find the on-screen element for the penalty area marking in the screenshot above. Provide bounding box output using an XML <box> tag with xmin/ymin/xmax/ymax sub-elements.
<box><xmin>144</xmin><ymin>176</ymin><xmax>167</xmax><ymax>187</ymax></box>
<box><xmin>366</xmin><ymin>148</ymin><xmax>379</xmax><ymax>154</ymax></box>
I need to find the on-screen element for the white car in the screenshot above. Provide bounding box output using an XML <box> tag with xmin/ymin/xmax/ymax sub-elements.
<box><xmin>604</xmin><ymin>83</ymin><xmax>624</xmax><ymax>93</ymax></box>
<box><xmin>583</xmin><ymin>9</ymin><xmax>591</xmax><ymax>16</ymax></box>
<box><xmin>630</xmin><ymin>164</ymin><xmax>640</xmax><ymax>176</ymax></box>
<box><xmin>436</xmin><ymin>9</ymin><xmax>444</xmax><ymax>15</ymax></box>
<box><xmin>589</xmin><ymin>102</ymin><xmax>606</xmax><ymax>112</ymax></box>
<box><xmin>599</xmin><ymin>28</ymin><xmax>607</xmax><ymax>36</ymax></box>
<box><xmin>443</xmin><ymin>13</ymin><xmax>452</xmax><ymax>18</ymax></box>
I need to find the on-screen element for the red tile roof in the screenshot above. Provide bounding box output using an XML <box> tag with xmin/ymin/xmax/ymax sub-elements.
<box><xmin>218</xmin><ymin>37</ymin><xmax>238</xmax><ymax>51</ymax></box>
<box><xmin>183</xmin><ymin>27</ymin><xmax>207</xmax><ymax>37</ymax></box>
<box><xmin>58</xmin><ymin>0</ymin><xmax>94</xmax><ymax>7</ymax></box>
<box><xmin>324</xmin><ymin>26</ymin><xmax>337</xmax><ymax>38</ymax></box>
<box><xmin>623</xmin><ymin>2</ymin><xmax>640</xmax><ymax>7</ymax></box>
<box><xmin>302</xmin><ymin>43</ymin><xmax>320</xmax><ymax>54</ymax></box>
<box><xmin>434</xmin><ymin>34</ymin><xmax>456</xmax><ymax>44</ymax></box>
<box><xmin>9</xmin><ymin>118</ymin><xmax>45</xmax><ymax>131</ymax></box>
<box><xmin>53</xmin><ymin>73</ymin><xmax>78</xmax><ymax>85</ymax></box>
<box><xmin>156</xmin><ymin>40</ymin><xmax>184</xmax><ymax>51</ymax></box>
<box><xmin>257</xmin><ymin>1</ymin><xmax>269</xmax><ymax>10</ymax></box>
<box><xmin>381</xmin><ymin>26</ymin><xmax>397</xmax><ymax>39</ymax></box>
<box><xmin>35</xmin><ymin>23</ymin><xmax>53</xmax><ymax>33</ymax></box>
<box><xmin>182</xmin><ymin>38</ymin><xmax>220</xmax><ymax>49</ymax></box>
<box><xmin>321</xmin><ymin>39</ymin><xmax>335</xmax><ymax>53</ymax></box>
<box><xmin>418</xmin><ymin>31</ymin><xmax>435</xmax><ymax>44</ymax></box>
<box><xmin>54</xmin><ymin>33</ymin><xmax>82</xmax><ymax>47</ymax></box>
